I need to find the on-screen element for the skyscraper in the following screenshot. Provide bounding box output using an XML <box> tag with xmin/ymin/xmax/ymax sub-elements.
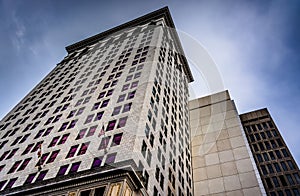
<box><xmin>0</xmin><ymin>7</ymin><xmax>193</xmax><ymax>196</ymax></box>
<box><xmin>240</xmin><ymin>109</ymin><xmax>300</xmax><ymax>196</ymax></box>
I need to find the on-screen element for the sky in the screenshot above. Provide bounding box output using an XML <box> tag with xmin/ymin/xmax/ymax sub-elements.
<box><xmin>0</xmin><ymin>0</ymin><xmax>299</xmax><ymax>164</ymax></box>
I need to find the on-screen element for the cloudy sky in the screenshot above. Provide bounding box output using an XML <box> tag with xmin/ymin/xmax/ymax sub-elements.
<box><xmin>0</xmin><ymin>0</ymin><xmax>299</xmax><ymax>164</ymax></box>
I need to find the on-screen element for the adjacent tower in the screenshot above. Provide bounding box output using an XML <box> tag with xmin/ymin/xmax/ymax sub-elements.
<box><xmin>0</xmin><ymin>7</ymin><xmax>194</xmax><ymax>196</ymax></box>
<box><xmin>240</xmin><ymin>109</ymin><xmax>300</xmax><ymax>196</ymax></box>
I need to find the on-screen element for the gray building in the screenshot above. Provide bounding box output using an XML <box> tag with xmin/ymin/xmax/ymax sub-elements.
<box><xmin>0</xmin><ymin>7</ymin><xmax>193</xmax><ymax>196</ymax></box>
<box><xmin>240</xmin><ymin>109</ymin><xmax>300</xmax><ymax>196</ymax></box>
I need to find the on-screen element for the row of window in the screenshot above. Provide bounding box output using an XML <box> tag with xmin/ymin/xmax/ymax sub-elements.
<box><xmin>265</xmin><ymin>173</ymin><xmax>300</xmax><ymax>189</ymax></box>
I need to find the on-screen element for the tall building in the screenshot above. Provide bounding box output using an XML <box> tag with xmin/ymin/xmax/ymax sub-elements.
<box><xmin>189</xmin><ymin>90</ymin><xmax>266</xmax><ymax>195</ymax></box>
<box><xmin>240</xmin><ymin>109</ymin><xmax>300</xmax><ymax>196</ymax></box>
<box><xmin>0</xmin><ymin>7</ymin><xmax>194</xmax><ymax>196</ymax></box>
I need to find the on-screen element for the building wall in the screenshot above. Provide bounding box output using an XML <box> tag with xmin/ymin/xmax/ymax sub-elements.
<box><xmin>189</xmin><ymin>90</ymin><xmax>266</xmax><ymax>195</ymax></box>
<box><xmin>240</xmin><ymin>109</ymin><xmax>300</xmax><ymax>196</ymax></box>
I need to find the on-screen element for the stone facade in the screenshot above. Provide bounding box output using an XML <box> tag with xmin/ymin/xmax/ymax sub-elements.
<box><xmin>189</xmin><ymin>90</ymin><xmax>266</xmax><ymax>195</ymax></box>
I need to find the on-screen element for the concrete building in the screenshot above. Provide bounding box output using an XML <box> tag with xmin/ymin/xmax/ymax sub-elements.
<box><xmin>240</xmin><ymin>109</ymin><xmax>300</xmax><ymax>196</ymax></box>
<box><xmin>0</xmin><ymin>7</ymin><xmax>193</xmax><ymax>196</ymax></box>
<box><xmin>189</xmin><ymin>90</ymin><xmax>266</xmax><ymax>195</ymax></box>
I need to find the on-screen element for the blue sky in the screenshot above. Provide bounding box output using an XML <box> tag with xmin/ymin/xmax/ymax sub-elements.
<box><xmin>0</xmin><ymin>0</ymin><xmax>299</xmax><ymax>164</ymax></box>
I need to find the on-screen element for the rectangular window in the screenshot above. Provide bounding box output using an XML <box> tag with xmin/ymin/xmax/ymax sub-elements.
<box><xmin>94</xmin><ymin>111</ymin><xmax>104</xmax><ymax>121</ymax></box>
<box><xmin>66</xmin><ymin>145</ymin><xmax>79</xmax><ymax>158</ymax></box>
<box><xmin>17</xmin><ymin>158</ymin><xmax>31</xmax><ymax>171</ymax></box>
<box><xmin>123</xmin><ymin>103</ymin><xmax>132</xmax><ymax>113</ymax></box>
<box><xmin>58</xmin><ymin>133</ymin><xmax>69</xmax><ymax>145</ymax></box>
<box><xmin>6</xmin><ymin>148</ymin><xmax>18</xmax><ymax>160</ymax></box>
<box><xmin>36</xmin><ymin>170</ymin><xmax>48</xmax><ymax>182</ymax></box>
<box><xmin>127</xmin><ymin>91</ymin><xmax>136</xmax><ymax>99</ymax></box>
<box><xmin>112</xmin><ymin>106</ymin><xmax>121</xmax><ymax>116</ymax></box>
<box><xmin>37</xmin><ymin>153</ymin><xmax>50</xmax><ymax>166</ymax></box>
<box><xmin>112</xmin><ymin>133</ymin><xmax>123</xmax><ymax>146</ymax></box>
<box><xmin>68</xmin><ymin>119</ymin><xmax>78</xmax><ymax>129</ymax></box>
<box><xmin>8</xmin><ymin>160</ymin><xmax>22</xmax><ymax>173</ymax></box>
<box><xmin>117</xmin><ymin>117</ymin><xmax>128</xmax><ymax>128</ymax></box>
<box><xmin>77</xmin><ymin>107</ymin><xmax>85</xmax><ymax>115</ymax></box>
<box><xmin>78</xmin><ymin>142</ymin><xmax>90</xmax><ymax>155</ymax></box>
<box><xmin>92</xmin><ymin>102</ymin><xmax>100</xmax><ymax>111</ymax></box>
<box><xmin>67</xmin><ymin>110</ymin><xmax>76</xmax><ymax>118</ymax></box>
<box><xmin>43</xmin><ymin>127</ymin><xmax>53</xmax><ymax>137</ymax></box>
<box><xmin>122</xmin><ymin>84</ymin><xmax>130</xmax><ymax>91</ymax></box>
<box><xmin>131</xmin><ymin>81</ymin><xmax>138</xmax><ymax>88</ymax></box>
<box><xmin>98</xmin><ymin>92</ymin><xmax>106</xmax><ymax>99</ymax></box>
<box><xmin>31</xmin><ymin>141</ymin><xmax>43</xmax><ymax>153</ymax></box>
<box><xmin>91</xmin><ymin>157</ymin><xmax>103</xmax><ymax>168</ymax></box>
<box><xmin>70</xmin><ymin>162</ymin><xmax>81</xmax><ymax>174</ymax></box>
<box><xmin>59</xmin><ymin>122</ymin><xmax>69</xmax><ymax>132</ymax></box>
<box><xmin>86</xmin><ymin>126</ymin><xmax>97</xmax><ymax>137</ymax></box>
<box><xmin>106</xmin><ymin>89</ymin><xmax>114</xmax><ymax>96</ymax></box>
<box><xmin>46</xmin><ymin>150</ymin><xmax>60</xmax><ymax>163</ymax></box>
<box><xmin>22</xmin><ymin>144</ymin><xmax>34</xmax><ymax>155</ymax></box>
<box><xmin>85</xmin><ymin>114</ymin><xmax>94</xmax><ymax>124</ymax></box>
<box><xmin>76</xmin><ymin>129</ymin><xmax>87</xmax><ymax>140</ymax></box>
<box><xmin>107</xmin><ymin>120</ymin><xmax>116</xmax><ymax>131</ymax></box>
<box><xmin>49</xmin><ymin>136</ymin><xmax>59</xmax><ymax>147</ymax></box>
<box><xmin>117</xmin><ymin>94</ymin><xmax>126</xmax><ymax>102</ymax></box>
<box><xmin>99</xmin><ymin>137</ymin><xmax>111</xmax><ymax>150</ymax></box>
<box><xmin>105</xmin><ymin>153</ymin><xmax>117</xmax><ymax>164</ymax></box>
<box><xmin>101</xmin><ymin>100</ymin><xmax>109</xmax><ymax>108</ymax></box>
<box><xmin>5</xmin><ymin>178</ymin><xmax>17</xmax><ymax>189</ymax></box>
<box><xmin>57</xmin><ymin>165</ymin><xmax>68</xmax><ymax>176</ymax></box>
<box><xmin>24</xmin><ymin>173</ymin><xmax>37</xmax><ymax>184</ymax></box>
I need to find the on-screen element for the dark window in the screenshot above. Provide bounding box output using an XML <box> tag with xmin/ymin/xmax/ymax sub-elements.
<box><xmin>24</xmin><ymin>173</ymin><xmax>37</xmax><ymax>184</ymax></box>
<box><xmin>68</xmin><ymin>119</ymin><xmax>78</xmax><ymax>129</ymax></box>
<box><xmin>286</xmin><ymin>174</ymin><xmax>295</xmax><ymax>185</ymax></box>
<box><xmin>127</xmin><ymin>91</ymin><xmax>136</xmax><ymax>99</ymax></box>
<box><xmin>22</xmin><ymin>144</ymin><xmax>34</xmax><ymax>155</ymax></box>
<box><xmin>43</xmin><ymin>127</ymin><xmax>53</xmax><ymax>136</ymax></box>
<box><xmin>57</xmin><ymin>165</ymin><xmax>68</xmax><ymax>176</ymax></box>
<box><xmin>92</xmin><ymin>102</ymin><xmax>101</xmax><ymax>111</ymax></box>
<box><xmin>94</xmin><ymin>187</ymin><xmax>106</xmax><ymax>196</ymax></box>
<box><xmin>112</xmin><ymin>106</ymin><xmax>122</xmax><ymax>116</ymax></box>
<box><xmin>78</xmin><ymin>142</ymin><xmax>90</xmax><ymax>155</ymax></box>
<box><xmin>66</xmin><ymin>145</ymin><xmax>79</xmax><ymax>158</ymax></box>
<box><xmin>123</xmin><ymin>103</ymin><xmax>132</xmax><ymax>113</ymax></box>
<box><xmin>117</xmin><ymin>94</ymin><xmax>126</xmax><ymax>102</ymax></box>
<box><xmin>46</xmin><ymin>150</ymin><xmax>60</xmax><ymax>163</ymax></box>
<box><xmin>281</xmin><ymin>162</ymin><xmax>288</xmax><ymax>171</ymax></box>
<box><xmin>87</xmin><ymin>126</ymin><xmax>97</xmax><ymax>137</ymax></box>
<box><xmin>107</xmin><ymin>120</ymin><xmax>116</xmax><ymax>131</ymax></box>
<box><xmin>18</xmin><ymin>158</ymin><xmax>31</xmax><ymax>171</ymax></box>
<box><xmin>49</xmin><ymin>136</ymin><xmax>59</xmax><ymax>147</ymax></box>
<box><xmin>36</xmin><ymin>170</ymin><xmax>48</xmax><ymax>182</ymax></box>
<box><xmin>6</xmin><ymin>148</ymin><xmax>18</xmax><ymax>160</ymax></box>
<box><xmin>112</xmin><ymin>133</ymin><xmax>123</xmax><ymax>146</ymax></box>
<box><xmin>131</xmin><ymin>81</ymin><xmax>138</xmax><ymax>88</ymax></box>
<box><xmin>8</xmin><ymin>161</ymin><xmax>22</xmax><ymax>173</ymax></box>
<box><xmin>105</xmin><ymin>153</ymin><xmax>116</xmax><ymax>164</ymax></box>
<box><xmin>76</xmin><ymin>129</ymin><xmax>87</xmax><ymax>140</ymax></box>
<box><xmin>58</xmin><ymin>133</ymin><xmax>69</xmax><ymax>145</ymax></box>
<box><xmin>101</xmin><ymin>100</ymin><xmax>109</xmax><ymax>108</ymax></box>
<box><xmin>272</xmin><ymin>176</ymin><xmax>280</xmax><ymax>187</ymax></box>
<box><xmin>94</xmin><ymin>112</ymin><xmax>104</xmax><ymax>121</ymax></box>
<box><xmin>4</xmin><ymin>178</ymin><xmax>17</xmax><ymax>189</ymax></box>
<box><xmin>91</xmin><ymin>157</ymin><xmax>103</xmax><ymax>168</ymax></box>
<box><xmin>69</xmin><ymin>162</ymin><xmax>81</xmax><ymax>173</ymax></box>
<box><xmin>85</xmin><ymin>114</ymin><xmax>94</xmax><ymax>124</ymax></box>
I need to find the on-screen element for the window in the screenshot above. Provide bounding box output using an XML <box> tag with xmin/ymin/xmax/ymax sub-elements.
<box><xmin>272</xmin><ymin>177</ymin><xmax>280</xmax><ymax>187</ymax></box>
<box><xmin>46</xmin><ymin>150</ymin><xmax>59</xmax><ymax>164</ymax></box>
<box><xmin>94</xmin><ymin>112</ymin><xmax>104</xmax><ymax>121</ymax></box>
<box><xmin>68</xmin><ymin>119</ymin><xmax>78</xmax><ymax>129</ymax></box>
<box><xmin>58</xmin><ymin>133</ymin><xmax>69</xmax><ymax>145</ymax></box>
<box><xmin>85</xmin><ymin>114</ymin><xmax>94</xmax><ymax>124</ymax></box>
<box><xmin>57</xmin><ymin>165</ymin><xmax>68</xmax><ymax>176</ymax></box>
<box><xmin>31</xmin><ymin>141</ymin><xmax>43</xmax><ymax>153</ymax></box>
<box><xmin>131</xmin><ymin>81</ymin><xmax>138</xmax><ymax>88</ymax></box>
<box><xmin>99</xmin><ymin>137</ymin><xmax>110</xmax><ymax>150</ymax></box>
<box><xmin>106</xmin><ymin>89</ymin><xmax>114</xmax><ymax>96</ymax></box>
<box><xmin>77</xmin><ymin>107</ymin><xmax>85</xmax><ymax>115</ymax></box>
<box><xmin>6</xmin><ymin>148</ymin><xmax>18</xmax><ymax>160</ymax></box>
<box><xmin>112</xmin><ymin>133</ymin><xmax>123</xmax><ymax>146</ymax></box>
<box><xmin>107</xmin><ymin>120</ymin><xmax>116</xmax><ymax>131</ymax></box>
<box><xmin>112</xmin><ymin>106</ymin><xmax>121</xmax><ymax>116</ymax></box>
<box><xmin>127</xmin><ymin>91</ymin><xmax>136</xmax><ymax>99</ymax></box>
<box><xmin>92</xmin><ymin>157</ymin><xmax>103</xmax><ymax>168</ymax></box>
<box><xmin>59</xmin><ymin>122</ymin><xmax>68</xmax><ymax>132</ymax></box>
<box><xmin>66</xmin><ymin>145</ymin><xmax>79</xmax><ymax>158</ymax></box>
<box><xmin>123</xmin><ymin>103</ymin><xmax>132</xmax><ymax>113</ymax></box>
<box><xmin>98</xmin><ymin>92</ymin><xmax>106</xmax><ymax>99</ymax></box>
<box><xmin>36</xmin><ymin>170</ymin><xmax>48</xmax><ymax>182</ymax></box>
<box><xmin>5</xmin><ymin>178</ymin><xmax>17</xmax><ymax>189</ymax></box>
<box><xmin>101</xmin><ymin>100</ymin><xmax>109</xmax><ymax>108</ymax></box>
<box><xmin>92</xmin><ymin>102</ymin><xmax>101</xmax><ymax>111</ymax></box>
<box><xmin>8</xmin><ymin>161</ymin><xmax>22</xmax><ymax>173</ymax></box>
<box><xmin>49</xmin><ymin>136</ymin><xmax>59</xmax><ymax>147</ymax></box>
<box><xmin>17</xmin><ymin>158</ymin><xmax>31</xmax><ymax>171</ymax></box>
<box><xmin>78</xmin><ymin>142</ymin><xmax>90</xmax><ymax>155</ymax></box>
<box><xmin>34</xmin><ymin>129</ymin><xmax>44</xmax><ymax>139</ymax></box>
<box><xmin>287</xmin><ymin>160</ymin><xmax>295</xmax><ymax>170</ymax></box>
<box><xmin>281</xmin><ymin>162</ymin><xmax>288</xmax><ymax>171</ymax></box>
<box><xmin>22</xmin><ymin>144</ymin><xmax>34</xmax><ymax>155</ymax></box>
<box><xmin>67</xmin><ymin>110</ymin><xmax>76</xmax><ymax>118</ymax></box>
<box><xmin>24</xmin><ymin>173</ymin><xmax>37</xmax><ymax>184</ymax></box>
<box><xmin>105</xmin><ymin>153</ymin><xmax>116</xmax><ymax>164</ymax></box>
<box><xmin>117</xmin><ymin>94</ymin><xmax>126</xmax><ymax>102</ymax></box>
<box><xmin>37</xmin><ymin>153</ymin><xmax>50</xmax><ymax>166</ymax></box>
<box><xmin>69</xmin><ymin>162</ymin><xmax>81</xmax><ymax>173</ymax></box>
<box><xmin>286</xmin><ymin>174</ymin><xmax>295</xmax><ymax>185</ymax></box>
<box><xmin>118</xmin><ymin>117</ymin><xmax>128</xmax><ymax>128</ymax></box>
<box><xmin>76</xmin><ymin>129</ymin><xmax>87</xmax><ymax>140</ymax></box>
<box><xmin>43</xmin><ymin>127</ymin><xmax>53</xmax><ymax>136</ymax></box>
<box><xmin>122</xmin><ymin>84</ymin><xmax>130</xmax><ymax>91</ymax></box>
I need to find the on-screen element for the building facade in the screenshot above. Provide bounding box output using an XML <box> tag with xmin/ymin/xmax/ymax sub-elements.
<box><xmin>240</xmin><ymin>109</ymin><xmax>300</xmax><ymax>196</ymax></box>
<box><xmin>189</xmin><ymin>90</ymin><xmax>266</xmax><ymax>195</ymax></box>
<box><xmin>0</xmin><ymin>7</ymin><xmax>194</xmax><ymax>196</ymax></box>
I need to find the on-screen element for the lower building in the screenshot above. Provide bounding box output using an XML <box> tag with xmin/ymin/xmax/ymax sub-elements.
<box><xmin>240</xmin><ymin>109</ymin><xmax>300</xmax><ymax>196</ymax></box>
<box><xmin>189</xmin><ymin>90</ymin><xmax>266</xmax><ymax>195</ymax></box>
